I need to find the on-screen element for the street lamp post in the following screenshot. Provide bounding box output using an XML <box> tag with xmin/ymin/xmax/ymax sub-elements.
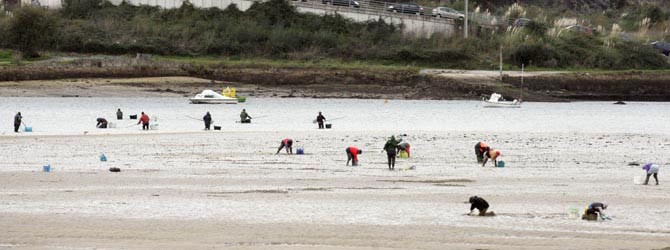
<box><xmin>464</xmin><ymin>0</ymin><xmax>468</xmax><ymax>38</ymax></box>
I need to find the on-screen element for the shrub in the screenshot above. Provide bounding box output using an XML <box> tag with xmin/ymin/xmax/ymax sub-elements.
<box><xmin>7</xmin><ymin>7</ymin><xmax>56</xmax><ymax>58</ymax></box>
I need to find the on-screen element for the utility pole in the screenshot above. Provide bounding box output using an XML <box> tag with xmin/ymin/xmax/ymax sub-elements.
<box><xmin>499</xmin><ymin>45</ymin><xmax>503</xmax><ymax>81</ymax></box>
<box><xmin>464</xmin><ymin>0</ymin><xmax>468</xmax><ymax>38</ymax></box>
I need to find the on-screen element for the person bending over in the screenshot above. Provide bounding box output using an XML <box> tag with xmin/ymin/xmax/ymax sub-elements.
<box><xmin>482</xmin><ymin>149</ymin><xmax>501</xmax><ymax>167</ymax></box>
<box><xmin>276</xmin><ymin>138</ymin><xmax>294</xmax><ymax>155</ymax></box>
<box><xmin>346</xmin><ymin>146</ymin><xmax>362</xmax><ymax>166</ymax></box>
<box><xmin>468</xmin><ymin>196</ymin><xmax>491</xmax><ymax>216</ymax></box>
<box><xmin>474</xmin><ymin>142</ymin><xmax>490</xmax><ymax>163</ymax></box>
<box><xmin>582</xmin><ymin>202</ymin><xmax>609</xmax><ymax>221</ymax></box>
<box><xmin>96</xmin><ymin>118</ymin><xmax>108</xmax><ymax>129</ymax></box>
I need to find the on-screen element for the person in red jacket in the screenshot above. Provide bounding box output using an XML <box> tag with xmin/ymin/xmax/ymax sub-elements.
<box><xmin>276</xmin><ymin>138</ymin><xmax>294</xmax><ymax>154</ymax></box>
<box><xmin>346</xmin><ymin>146</ymin><xmax>362</xmax><ymax>166</ymax></box>
<box><xmin>137</xmin><ymin>112</ymin><xmax>150</xmax><ymax>130</ymax></box>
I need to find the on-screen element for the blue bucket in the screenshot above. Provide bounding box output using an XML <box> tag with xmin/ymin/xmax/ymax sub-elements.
<box><xmin>497</xmin><ymin>161</ymin><xmax>505</xmax><ymax>168</ymax></box>
<box><xmin>24</xmin><ymin>127</ymin><xmax>32</xmax><ymax>132</ymax></box>
<box><xmin>296</xmin><ymin>148</ymin><xmax>304</xmax><ymax>155</ymax></box>
<box><xmin>100</xmin><ymin>153</ymin><xmax>107</xmax><ymax>162</ymax></box>
<box><xmin>43</xmin><ymin>164</ymin><xmax>51</xmax><ymax>172</ymax></box>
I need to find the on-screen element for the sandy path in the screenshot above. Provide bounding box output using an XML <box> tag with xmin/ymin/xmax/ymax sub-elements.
<box><xmin>0</xmin><ymin>130</ymin><xmax>669</xmax><ymax>249</ymax></box>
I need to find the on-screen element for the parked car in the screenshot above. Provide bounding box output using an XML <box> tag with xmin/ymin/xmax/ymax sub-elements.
<box><xmin>562</xmin><ymin>25</ymin><xmax>593</xmax><ymax>35</ymax></box>
<box><xmin>431</xmin><ymin>7</ymin><xmax>464</xmax><ymax>19</ymax></box>
<box><xmin>651</xmin><ymin>41</ymin><xmax>670</xmax><ymax>56</ymax></box>
<box><xmin>322</xmin><ymin>0</ymin><xmax>360</xmax><ymax>8</ymax></box>
<box><xmin>387</xmin><ymin>3</ymin><xmax>424</xmax><ymax>15</ymax></box>
<box><xmin>513</xmin><ymin>18</ymin><xmax>532</xmax><ymax>27</ymax></box>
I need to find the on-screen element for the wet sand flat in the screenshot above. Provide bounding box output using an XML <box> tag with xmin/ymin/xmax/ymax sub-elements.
<box><xmin>1</xmin><ymin>130</ymin><xmax>669</xmax><ymax>249</ymax></box>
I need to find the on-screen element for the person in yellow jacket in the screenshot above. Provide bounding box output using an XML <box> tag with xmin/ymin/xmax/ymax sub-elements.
<box><xmin>482</xmin><ymin>149</ymin><xmax>501</xmax><ymax>167</ymax></box>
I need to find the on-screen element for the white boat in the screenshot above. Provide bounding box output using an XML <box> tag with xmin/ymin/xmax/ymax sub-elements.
<box><xmin>482</xmin><ymin>93</ymin><xmax>521</xmax><ymax>108</ymax></box>
<box><xmin>190</xmin><ymin>90</ymin><xmax>238</xmax><ymax>104</ymax></box>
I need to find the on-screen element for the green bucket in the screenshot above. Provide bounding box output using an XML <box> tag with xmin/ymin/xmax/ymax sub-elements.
<box><xmin>497</xmin><ymin>161</ymin><xmax>505</xmax><ymax>168</ymax></box>
<box><xmin>237</xmin><ymin>96</ymin><xmax>246</xmax><ymax>103</ymax></box>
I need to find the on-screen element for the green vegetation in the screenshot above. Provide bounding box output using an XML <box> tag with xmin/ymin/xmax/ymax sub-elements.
<box><xmin>0</xmin><ymin>0</ymin><xmax>668</xmax><ymax>70</ymax></box>
<box><xmin>4</xmin><ymin>7</ymin><xmax>56</xmax><ymax>58</ymax></box>
<box><xmin>156</xmin><ymin>56</ymin><xmax>421</xmax><ymax>71</ymax></box>
<box><xmin>0</xmin><ymin>50</ymin><xmax>12</xmax><ymax>65</ymax></box>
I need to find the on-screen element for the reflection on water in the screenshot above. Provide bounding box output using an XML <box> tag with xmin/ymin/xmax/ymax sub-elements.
<box><xmin>0</xmin><ymin>97</ymin><xmax>668</xmax><ymax>135</ymax></box>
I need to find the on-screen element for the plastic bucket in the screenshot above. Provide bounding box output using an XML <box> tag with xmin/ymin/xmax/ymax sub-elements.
<box><xmin>213</xmin><ymin>126</ymin><xmax>221</xmax><ymax>130</ymax></box>
<box><xmin>633</xmin><ymin>176</ymin><xmax>644</xmax><ymax>185</ymax></box>
<box><xmin>150</xmin><ymin>124</ymin><xmax>159</xmax><ymax>130</ymax></box>
<box><xmin>497</xmin><ymin>161</ymin><xmax>505</xmax><ymax>168</ymax></box>
<box><xmin>325</xmin><ymin>124</ymin><xmax>332</xmax><ymax>129</ymax></box>
<box><xmin>237</xmin><ymin>96</ymin><xmax>246</xmax><ymax>103</ymax></box>
<box><xmin>100</xmin><ymin>154</ymin><xmax>107</xmax><ymax>162</ymax></box>
<box><xmin>43</xmin><ymin>165</ymin><xmax>50</xmax><ymax>172</ymax></box>
<box><xmin>297</xmin><ymin>148</ymin><xmax>305</xmax><ymax>155</ymax></box>
<box><xmin>24</xmin><ymin>127</ymin><xmax>33</xmax><ymax>132</ymax></box>
<box><xmin>129</xmin><ymin>115</ymin><xmax>137</xmax><ymax>119</ymax></box>
<box><xmin>108</xmin><ymin>123</ymin><xmax>116</xmax><ymax>128</ymax></box>
<box><xmin>399</xmin><ymin>151</ymin><xmax>408</xmax><ymax>158</ymax></box>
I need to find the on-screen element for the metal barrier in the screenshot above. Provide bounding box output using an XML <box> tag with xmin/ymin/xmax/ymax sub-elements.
<box><xmin>289</xmin><ymin>0</ymin><xmax>507</xmax><ymax>28</ymax></box>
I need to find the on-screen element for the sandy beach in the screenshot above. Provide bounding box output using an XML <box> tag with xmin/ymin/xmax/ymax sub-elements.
<box><xmin>1</xmin><ymin>128</ymin><xmax>669</xmax><ymax>249</ymax></box>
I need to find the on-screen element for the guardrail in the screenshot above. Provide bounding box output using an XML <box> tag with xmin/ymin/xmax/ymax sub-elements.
<box><xmin>290</xmin><ymin>0</ymin><xmax>509</xmax><ymax>28</ymax></box>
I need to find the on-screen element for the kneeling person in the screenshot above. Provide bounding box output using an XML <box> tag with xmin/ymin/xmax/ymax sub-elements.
<box><xmin>468</xmin><ymin>196</ymin><xmax>494</xmax><ymax>216</ymax></box>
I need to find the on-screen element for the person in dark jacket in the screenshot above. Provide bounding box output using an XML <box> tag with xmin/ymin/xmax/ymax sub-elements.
<box><xmin>346</xmin><ymin>146</ymin><xmax>362</xmax><ymax>166</ymax></box>
<box><xmin>203</xmin><ymin>112</ymin><xmax>212</xmax><ymax>130</ymax></box>
<box><xmin>116</xmin><ymin>109</ymin><xmax>123</xmax><ymax>120</ymax></box>
<box><xmin>240</xmin><ymin>109</ymin><xmax>252</xmax><ymax>123</ymax></box>
<box><xmin>582</xmin><ymin>202</ymin><xmax>609</xmax><ymax>221</ymax></box>
<box><xmin>13</xmin><ymin>112</ymin><xmax>22</xmax><ymax>133</ymax></box>
<box><xmin>382</xmin><ymin>136</ymin><xmax>401</xmax><ymax>170</ymax></box>
<box><xmin>316</xmin><ymin>112</ymin><xmax>326</xmax><ymax>129</ymax></box>
<box><xmin>474</xmin><ymin>142</ymin><xmax>490</xmax><ymax>163</ymax></box>
<box><xmin>276</xmin><ymin>138</ymin><xmax>293</xmax><ymax>154</ymax></box>
<box><xmin>96</xmin><ymin>118</ymin><xmax>108</xmax><ymax>128</ymax></box>
<box><xmin>468</xmin><ymin>196</ymin><xmax>491</xmax><ymax>216</ymax></box>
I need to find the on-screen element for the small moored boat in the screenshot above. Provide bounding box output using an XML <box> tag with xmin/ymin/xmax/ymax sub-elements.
<box><xmin>482</xmin><ymin>93</ymin><xmax>521</xmax><ymax>108</ymax></box>
<box><xmin>190</xmin><ymin>90</ymin><xmax>238</xmax><ymax>104</ymax></box>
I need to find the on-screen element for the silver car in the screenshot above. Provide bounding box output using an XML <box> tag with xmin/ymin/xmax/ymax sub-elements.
<box><xmin>432</xmin><ymin>7</ymin><xmax>464</xmax><ymax>19</ymax></box>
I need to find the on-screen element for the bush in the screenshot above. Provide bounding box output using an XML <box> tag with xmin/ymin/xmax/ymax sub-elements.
<box><xmin>0</xmin><ymin>0</ymin><xmax>666</xmax><ymax>70</ymax></box>
<box><xmin>7</xmin><ymin>7</ymin><xmax>56</xmax><ymax>58</ymax></box>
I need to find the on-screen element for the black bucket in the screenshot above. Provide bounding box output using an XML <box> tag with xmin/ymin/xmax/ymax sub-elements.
<box><xmin>325</xmin><ymin>124</ymin><xmax>332</xmax><ymax>129</ymax></box>
<box><xmin>214</xmin><ymin>126</ymin><xmax>221</xmax><ymax>130</ymax></box>
<box><xmin>129</xmin><ymin>114</ymin><xmax>137</xmax><ymax>119</ymax></box>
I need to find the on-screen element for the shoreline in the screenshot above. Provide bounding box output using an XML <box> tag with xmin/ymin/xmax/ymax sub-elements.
<box><xmin>2</xmin><ymin>57</ymin><xmax>670</xmax><ymax>101</ymax></box>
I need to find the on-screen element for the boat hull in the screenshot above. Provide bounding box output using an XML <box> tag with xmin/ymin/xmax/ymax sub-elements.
<box><xmin>190</xmin><ymin>98</ymin><xmax>238</xmax><ymax>104</ymax></box>
<box><xmin>482</xmin><ymin>101</ymin><xmax>521</xmax><ymax>108</ymax></box>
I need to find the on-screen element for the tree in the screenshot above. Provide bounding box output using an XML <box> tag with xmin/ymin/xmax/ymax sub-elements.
<box><xmin>7</xmin><ymin>7</ymin><xmax>56</xmax><ymax>58</ymax></box>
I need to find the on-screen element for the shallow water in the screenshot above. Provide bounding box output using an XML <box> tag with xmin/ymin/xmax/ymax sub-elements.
<box><xmin>1</xmin><ymin>97</ymin><xmax>669</xmax><ymax>135</ymax></box>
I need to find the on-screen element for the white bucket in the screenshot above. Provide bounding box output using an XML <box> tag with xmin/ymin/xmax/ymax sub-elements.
<box><xmin>108</xmin><ymin>122</ymin><xmax>116</xmax><ymax>128</ymax></box>
<box><xmin>150</xmin><ymin>124</ymin><xmax>159</xmax><ymax>130</ymax></box>
<box><xmin>633</xmin><ymin>176</ymin><xmax>644</xmax><ymax>185</ymax></box>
